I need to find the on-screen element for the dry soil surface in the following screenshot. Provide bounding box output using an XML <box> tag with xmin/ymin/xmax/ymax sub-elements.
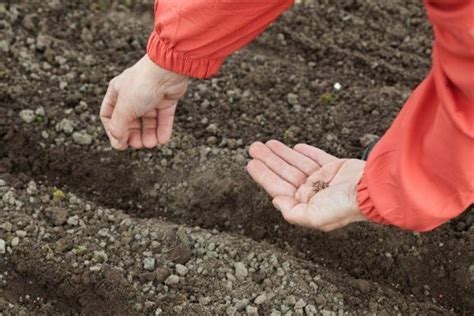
<box><xmin>0</xmin><ymin>0</ymin><xmax>473</xmax><ymax>315</ymax></box>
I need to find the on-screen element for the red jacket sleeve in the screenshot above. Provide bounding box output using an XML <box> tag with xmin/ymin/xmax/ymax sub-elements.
<box><xmin>147</xmin><ymin>0</ymin><xmax>293</xmax><ymax>78</ymax></box>
<box><xmin>357</xmin><ymin>0</ymin><xmax>474</xmax><ymax>231</ymax></box>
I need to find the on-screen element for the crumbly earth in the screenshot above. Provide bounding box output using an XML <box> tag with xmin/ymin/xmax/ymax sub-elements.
<box><xmin>0</xmin><ymin>0</ymin><xmax>473</xmax><ymax>315</ymax></box>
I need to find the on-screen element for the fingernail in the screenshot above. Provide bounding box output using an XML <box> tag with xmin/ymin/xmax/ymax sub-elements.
<box><xmin>272</xmin><ymin>201</ymin><xmax>282</xmax><ymax>212</ymax></box>
<box><xmin>110</xmin><ymin>137</ymin><xmax>119</xmax><ymax>147</ymax></box>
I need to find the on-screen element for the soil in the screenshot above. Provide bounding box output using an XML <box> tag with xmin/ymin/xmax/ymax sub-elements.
<box><xmin>0</xmin><ymin>0</ymin><xmax>473</xmax><ymax>315</ymax></box>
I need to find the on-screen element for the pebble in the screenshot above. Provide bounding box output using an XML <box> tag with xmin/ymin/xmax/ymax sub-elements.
<box><xmin>334</xmin><ymin>82</ymin><xmax>342</xmax><ymax>91</ymax></box>
<box><xmin>164</xmin><ymin>274</ymin><xmax>179</xmax><ymax>285</ymax></box>
<box><xmin>469</xmin><ymin>265</ymin><xmax>474</xmax><ymax>281</ymax></box>
<box><xmin>206</xmin><ymin>123</ymin><xmax>218</xmax><ymax>135</ymax></box>
<box><xmin>246</xmin><ymin>305</ymin><xmax>258</xmax><ymax>316</ymax></box>
<box><xmin>0</xmin><ymin>222</ymin><xmax>12</xmax><ymax>232</ymax></box>
<box><xmin>57</xmin><ymin>118</ymin><xmax>74</xmax><ymax>134</ymax></box>
<box><xmin>175</xmin><ymin>264</ymin><xmax>188</xmax><ymax>276</ymax></box>
<box><xmin>0</xmin><ymin>239</ymin><xmax>5</xmax><ymax>254</ymax></box>
<box><xmin>15</xmin><ymin>230</ymin><xmax>27</xmax><ymax>238</ymax></box>
<box><xmin>287</xmin><ymin>93</ymin><xmax>299</xmax><ymax>105</ymax></box>
<box><xmin>143</xmin><ymin>257</ymin><xmax>155</xmax><ymax>271</ymax></box>
<box><xmin>46</xmin><ymin>207</ymin><xmax>69</xmax><ymax>226</ymax></box>
<box><xmin>294</xmin><ymin>298</ymin><xmax>306</xmax><ymax>309</ymax></box>
<box><xmin>72</xmin><ymin>131</ymin><xmax>93</xmax><ymax>145</ymax></box>
<box><xmin>11</xmin><ymin>237</ymin><xmax>19</xmax><ymax>247</ymax></box>
<box><xmin>199</xmin><ymin>296</ymin><xmax>211</xmax><ymax>305</ymax></box>
<box><xmin>254</xmin><ymin>293</ymin><xmax>267</xmax><ymax>305</ymax></box>
<box><xmin>360</xmin><ymin>134</ymin><xmax>379</xmax><ymax>148</ymax></box>
<box><xmin>305</xmin><ymin>304</ymin><xmax>318</xmax><ymax>315</ymax></box>
<box><xmin>67</xmin><ymin>215</ymin><xmax>79</xmax><ymax>226</ymax></box>
<box><xmin>35</xmin><ymin>107</ymin><xmax>45</xmax><ymax>116</ymax></box>
<box><xmin>234</xmin><ymin>262</ymin><xmax>248</xmax><ymax>280</ymax></box>
<box><xmin>19</xmin><ymin>109</ymin><xmax>35</xmax><ymax>123</ymax></box>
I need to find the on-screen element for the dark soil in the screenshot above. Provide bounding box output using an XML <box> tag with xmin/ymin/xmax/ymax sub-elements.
<box><xmin>0</xmin><ymin>0</ymin><xmax>472</xmax><ymax>315</ymax></box>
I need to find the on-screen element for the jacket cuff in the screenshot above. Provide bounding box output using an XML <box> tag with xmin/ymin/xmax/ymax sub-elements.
<box><xmin>147</xmin><ymin>30</ymin><xmax>225</xmax><ymax>79</ymax></box>
<box><xmin>357</xmin><ymin>174</ymin><xmax>391</xmax><ymax>225</ymax></box>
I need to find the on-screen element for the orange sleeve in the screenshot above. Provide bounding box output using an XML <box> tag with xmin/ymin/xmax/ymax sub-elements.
<box><xmin>357</xmin><ymin>0</ymin><xmax>474</xmax><ymax>231</ymax></box>
<box><xmin>147</xmin><ymin>0</ymin><xmax>293</xmax><ymax>79</ymax></box>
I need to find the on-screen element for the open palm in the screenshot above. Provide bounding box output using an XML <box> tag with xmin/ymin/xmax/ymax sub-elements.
<box><xmin>247</xmin><ymin>140</ymin><xmax>367</xmax><ymax>231</ymax></box>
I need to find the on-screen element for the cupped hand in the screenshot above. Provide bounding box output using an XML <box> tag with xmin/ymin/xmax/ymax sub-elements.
<box><xmin>100</xmin><ymin>55</ymin><xmax>189</xmax><ymax>150</ymax></box>
<box><xmin>247</xmin><ymin>140</ymin><xmax>367</xmax><ymax>231</ymax></box>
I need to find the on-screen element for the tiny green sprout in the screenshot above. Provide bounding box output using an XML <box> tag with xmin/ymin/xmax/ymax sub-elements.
<box><xmin>35</xmin><ymin>115</ymin><xmax>45</xmax><ymax>123</ymax></box>
<box><xmin>52</xmin><ymin>188</ymin><xmax>65</xmax><ymax>202</ymax></box>
<box><xmin>320</xmin><ymin>92</ymin><xmax>335</xmax><ymax>105</ymax></box>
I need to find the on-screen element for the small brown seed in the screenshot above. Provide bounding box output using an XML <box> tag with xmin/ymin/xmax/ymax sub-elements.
<box><xmin>312</xmin><ymin>181</ymin><xmax>329</xmax><ymax>194</ymax></box>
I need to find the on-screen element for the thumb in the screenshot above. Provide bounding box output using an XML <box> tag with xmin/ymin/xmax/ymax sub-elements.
<box><xmin>109</xmin><ymin>102</ymin><xmax>133</xmax><ymax>150</ymax></box>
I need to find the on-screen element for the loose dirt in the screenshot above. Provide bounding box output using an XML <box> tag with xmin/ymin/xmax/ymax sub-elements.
<box><xmin>0</xmin><ymin>0</ymin><xmax>472</xmax><ymax>315</ymax></box>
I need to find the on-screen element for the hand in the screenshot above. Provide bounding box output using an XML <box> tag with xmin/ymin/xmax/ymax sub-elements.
<box><xmin>100</xmin><ymin>55</ymin><xmax>189</xmax><ymax>150</ymax></box>
<box><xmin>247</xmin><ymin>140</ymin><xmax>367</xmax><ymax>231</ymax></box>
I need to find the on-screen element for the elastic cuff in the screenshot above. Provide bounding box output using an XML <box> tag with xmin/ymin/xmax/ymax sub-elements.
<box><xmin>147</xmin><ymin>31</ymin><xmax>225</xmax><ymax>79</ymax></box>
<box><xmin>357</xmin><ymin>175</ymin><xmax>391</xmax><ymax>225</ymax></box>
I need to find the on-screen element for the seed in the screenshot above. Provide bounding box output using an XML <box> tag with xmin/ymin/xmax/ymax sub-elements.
<box><xmin>312</xmin><ymin>181</ymin><xmax>329</xmax><ymax>194</ymax></box>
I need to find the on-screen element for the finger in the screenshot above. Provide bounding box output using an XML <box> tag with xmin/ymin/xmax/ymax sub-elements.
<box><xmin>141</xmin><ymin>110</ymin><xmax>158</xmax><ymax>148</ymax></box>
<box><xmin>100</xmin><ymin>80</ymin><xmax>119</xmax><ymax>141</ymax></box>
<box><xmin>249</xmin><ymin>142</ymin><xmax>306</xmax><ymax>187</ymax></box>
<box><xmin>266</xmin><ymin>140</ymin><xmax>320</xmax><ymax>176</ymax></box>
<box><xmin>100</xmin><ymin>80</ymin><xmax>118</xmax><ymax>125</ymax></box>
<box><xmin>109</xmin><ymin>99</ymin><xmax>134</xmax><ymax>150</ymax></box>
<box><xmin>246</xmin><ymin>159</ymin><xmax>296</xmax><ymax>198</ymax></box>
<box><xmin>157</xmin><ymin>100</ymin><xmax>177</xmax><ymax>145</ymax></box>
<box><xmin>294</xmin><ymin>144</ymin><xmax>337</xmax><ymax>166</ymax></box>
<box><xmin>128</xmin><ymin>128</ymin><xmax>143</xmax><ymax>149</ymax></box>
<box><xmin>272</xmin><ymin>196</ymin><xmax>316</xmax><ymax>228</ymax></box>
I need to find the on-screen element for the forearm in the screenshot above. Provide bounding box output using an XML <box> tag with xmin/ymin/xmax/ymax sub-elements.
<box><xmin>356</xmin><ymin>0</ymin><xmax>474</xmax><ymax>231</ymax></box>
<box><xmin>147</xmin><ymin>0</ymin><xmax>294</xmax><ymax>78</ymax></box>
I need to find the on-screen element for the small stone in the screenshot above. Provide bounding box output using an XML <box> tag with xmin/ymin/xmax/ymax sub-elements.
<box><xmin>360</xmin><ymin>134</ymin><xmax>379</xmax><ymax>148</ymax></box>
<box><xmin>206</xmin><ymin>123</ymin><xmax>218</xmax><ymax>135</ymax></box>
<box><xmin>0</xmin><ymin>40</ymin><xmax>10</xmax><ymax>53</ymax></box>
<box><xmin>284</xmin><ymin>295</ymin><xmax>296</xmax><ymax>306</ymax></box>
<box><xmin>15</xmin><ymin>230</ymin><xmax>27</xmax><ymax>238</ymax></box>
<box><xmin>234</xmin><ymin>262</ymin><xmax>248</xmax><ymax>280</ymax></box>
<box><xmin>287</xmin><ymin>93</ymin><xmax>299</xmax><ymax>105</ymax></box>
<box><xmin>294</xmin><ymin>298</ymin><xmax>306</xmax><ymax>309</ymax></box>
<box><xmin>254</xmin><ymin>293</ymin><xmax>267</xmax><ymax>305</ymax></box>
<box><xmin>321</xmin><ymin>310</ymin><xmax>335</xmax><ymax>316</ymax></box>
<box><xmin>155</xmin><ymin>267</ymin><xmax>171</xmax><ymax>283</ymax></box>
<box><xmin>11</xmin><ymin>237</ymin><xmax>19</xmax><ymax>247</ymax></box>
<box><xmin>143</xmin><ymin>257</ymin><xmax>155</xmax><ymax>271</ymax></box>
<box><xmin>164</xmin><ymin>274</ymin><xmax>180</xmax><ymax>285</ymax></box>
<box><xmin>175</xmin><ymin>264</ymin><xmax>188</xmax><ymax>276</ymax></box>
<box><xmin>59</xmin><ymin>81</ymin><xmax>68</xmax><ymax>89</ymax></box>
<box><xmin>0</xmin><ymin>239</ymin><xmax>5</xmax><ymax>254</ymax></box>
<box><xmin>26</xmin><ymin>181</ymin><xmax>38</xmax><ymax>195</ymax></box>
<box><xmin>56</xmin><ymin>119</ymin><xmax>74</xmax><ymax>134</ymax></box>
<box><xmin>226</xmin><ymin>306</ymin><xmax>237</xmax><ymax>316</ymax></box>
<box><xmin>67</xmin><ymin>215</ymin><xmax>79</xmax><ymax>226</ymax></box>
<box><xmin>246</xmin><ymin>305</ymin><xmax>258</xmax><ymax>316</ymax></box>
<box><xmin>72</xmin><ymin>131</ymin><xmax>93</xmax><ymax>145</ymax></box>
<box><xmin>468</xmin><ymin>265</ymin><xmax>474</xmax><ymax>281</ymax></box>
<box><xmin>35</xmin><ymin>107</ymin><xmax>45</xmax><ymax>116</ymax></box>
<box><xmin>89</xmin><ymin>265</ymin><xmax>101</xmax><ymax>272</ymax></box>
<box><xmin>334</xmin><ymin>82</ymin><xmax>342</xmax><ymax>91</ymax></box>
<box><xmin>305</xmin><ymin>304</ymin><xmax>318</xmax><ymax>315</ymax></box>
<box><xmin>199</xmin><ymin>296</ymin><xmax>212</xmax><ymax>305</ymax></box>
<box><xmin>19</xmin><ymin>110</ymin><xmax>35</xmax><ymax>123</ymax></box>
<box><xmin>0</xmin><ymin>222</ymin><xmax>12</xmax><ymax>232</ymax></box>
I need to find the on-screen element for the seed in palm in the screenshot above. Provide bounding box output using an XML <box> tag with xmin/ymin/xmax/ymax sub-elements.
<box><xmin>312</xmin><ymin>180</ymin><xmax>329</xmax><ymax>194</ymax></box>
